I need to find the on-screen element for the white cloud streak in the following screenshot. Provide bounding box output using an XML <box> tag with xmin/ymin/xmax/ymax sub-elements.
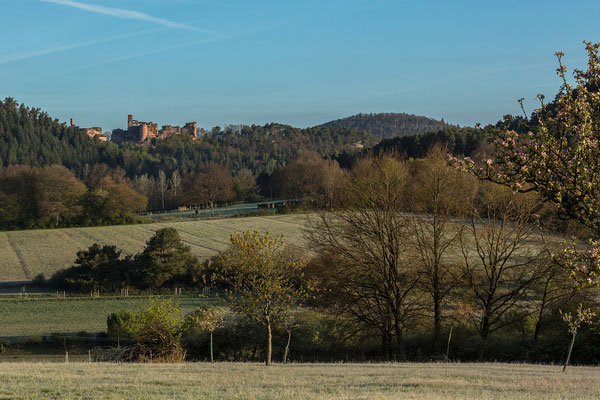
<box><xmin>40</xmin><ymin>0</ymin><xmax>218</xmax><ymax>36</ymax></box>
<box><xmin>0</xmin><ymin>28</ymin><xmax>163</xmax><ymax>65</ymax></box>
<box><xmin>67</xmin><ymin>36</ymin><xmax>221</xmax><ymax>73</ymax></box>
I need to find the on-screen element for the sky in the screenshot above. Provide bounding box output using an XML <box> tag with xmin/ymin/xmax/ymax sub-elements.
<box><xmin>2</xmin><ymin>0</ymin><xmax>600</xmax><ymax>132</ymax></box>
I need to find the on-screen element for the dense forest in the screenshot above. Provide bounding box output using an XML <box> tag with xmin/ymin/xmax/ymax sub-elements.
<box><xmin>367</xmin><ymin>125</ymin><xmax>494</xmax><ymax>159</ymax></box>
<box><xmin>320</xmin><ymin>112</ymin><xmax>450</xmax><ymax>139</ymax></box>
<box><xmin>0</xmin><ymin>97</ymin><xmax>493</xmax><ymax>229</ymax></box>
<box><xmin>0</xmin><ymin>97</ymin><xmax>120</xmax><ymax>171</ymax></box>
<box><xmin>0</xmin><ymin>98</ymin><xmax>375</xmax><ymax>178</ymax></box>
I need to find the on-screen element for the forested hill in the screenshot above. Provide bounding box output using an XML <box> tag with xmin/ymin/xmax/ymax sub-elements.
<box><xmin>0</xmin><ymin>98</ymin><xmax>375</xmax><ymax>177</ymax></box>
<box><xmin>320</xmin><ymin>113</ymin><xmax>451</xmax><ymax>139</ymax></box>
<box><xmin>0</xmin><ymin>97</ymin><xmax>119</xmax><ymax>172</ymax></box>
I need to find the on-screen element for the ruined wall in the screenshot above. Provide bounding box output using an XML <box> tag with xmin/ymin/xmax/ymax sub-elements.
<box><xmin>114</xmin><ymin>114</ymin><xmax>197</xmax><ymax>143</ymax></box>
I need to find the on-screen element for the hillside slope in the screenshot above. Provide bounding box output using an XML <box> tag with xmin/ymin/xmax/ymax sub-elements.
<box><xmin>0</xmin><ymin>214</ymin><xmax>309</xmax><ymax>282</ymax></box>
<box><xmin>320</xmin><ymin>112</ymin><xmax>450</xmax><ymax>139</ymax></box>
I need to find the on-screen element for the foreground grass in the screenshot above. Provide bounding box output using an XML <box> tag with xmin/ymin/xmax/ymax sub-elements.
<box><xmin>0</xmin><ymin>214</ymin><xmax>308</xmax><ymax>281</ymax></box>
<box><xmin>0</xmin><ymin>362</ymin><xmax>598</xmax><ymax>399</ymax></box>
<box><xmin>0</xmin><ymin>296</ymin><xmax>209</xmax><ymax>337</ymax></box>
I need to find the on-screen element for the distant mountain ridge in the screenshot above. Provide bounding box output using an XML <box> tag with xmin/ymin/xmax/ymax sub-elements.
<box><xmin>319</xmin><ymin>112</ymin><xmax>451</xmax><ymax>139</ymax></box>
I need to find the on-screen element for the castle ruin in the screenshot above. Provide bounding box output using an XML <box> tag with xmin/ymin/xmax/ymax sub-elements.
<box><xmin>111</xmin><ymin>114</ymin><xmax>198</xmax><ymax>144</ymax></box>
<box><xmin>70</xmin><ymin>118</ymin><xmax>107</xmax><ymax>141</ymax></box>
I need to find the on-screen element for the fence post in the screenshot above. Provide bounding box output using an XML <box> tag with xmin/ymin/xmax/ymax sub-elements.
<box><xmin>88</xmin><ymin>350</ymin><xmax>92</xmax><ymax>363</ymax></box>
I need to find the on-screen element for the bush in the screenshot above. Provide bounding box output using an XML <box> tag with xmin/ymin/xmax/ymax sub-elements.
<box><xmin>124</xmin><ymin>298</ymin><xmax>184</xmax><ymax>363</ymax></box>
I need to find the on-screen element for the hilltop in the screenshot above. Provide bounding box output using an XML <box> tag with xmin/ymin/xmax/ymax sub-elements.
<box><xmin>320</xmin><ymin>112</ymin><xmax>450</xmax><ymax>139</ymax></box>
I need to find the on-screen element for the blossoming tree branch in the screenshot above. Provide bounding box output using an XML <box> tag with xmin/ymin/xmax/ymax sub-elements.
<box><xmin>450</xmin><ymin>41</ymin><xmax>600</xmax><ymax>286</ymax></box>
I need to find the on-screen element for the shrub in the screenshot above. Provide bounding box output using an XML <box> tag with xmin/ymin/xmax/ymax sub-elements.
<box><xmin>124</xmin><ymin>298</ymin><xmax>184</xmax><ymax>363</ymax></box>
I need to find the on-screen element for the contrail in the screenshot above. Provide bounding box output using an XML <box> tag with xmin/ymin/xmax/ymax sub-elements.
<box><xmin>15</xmin><ymin>25</ymin><xmax>271</xmax><ymax>83</ymax></box>
<box><xmin>39</xmin><ymin>0</ymin><xmax>217</xmax><ymax>35</ymax></box>
<box><xmin>67</xmin><ymin>37</ymin><xmax>222</xmax><ymax>73</ymax></box>
<box><xmin>53</xmin><ymin>25</ymin><xmax>272</xmax><ymax>75</ymax></box>
<box><xmin>0</xmin><ymin>28</ymin><xmax>163</xmax><ymax>65</ymax></box>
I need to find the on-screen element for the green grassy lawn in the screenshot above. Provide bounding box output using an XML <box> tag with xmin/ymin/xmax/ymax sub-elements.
<box><xmin>0</xmin><ymin>214</ymin><xmax>309</xmax><ymax>282</ymax></box>
<box><xmin>0</xmin><ymin>362</ymin><xmax>597</xmax><ymax>399</ymax></box>
<box><xmin>0</xmin><ymin>296</ymin><xmax>211</xmax><ymax>337</ymax></box>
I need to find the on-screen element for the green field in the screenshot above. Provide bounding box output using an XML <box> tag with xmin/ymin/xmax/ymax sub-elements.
<box><xmin>0</xmin><ymin>296</ymin><xmax>212</xmax><ymax>337</ymax></box>
<box><xmin>0</xmin><ymin>214</ymin><xmax>309</xmax><ymax>282</ymax></box>
<box><xmin>0</xmin><ymin>362</ymin><xmax>598</xmax><ymax>399</ymax></box>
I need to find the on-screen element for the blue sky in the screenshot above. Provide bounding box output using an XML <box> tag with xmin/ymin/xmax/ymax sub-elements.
<box><xmin>2</xmin><ymin>0</ymin><xmax>600</xmax><ymax>131</ymax></box>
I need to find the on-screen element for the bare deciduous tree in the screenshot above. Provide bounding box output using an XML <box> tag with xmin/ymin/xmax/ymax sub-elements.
<box><xmin>459</xmin><ymin>183</ymin><xmax>549</xmax><ymax>341</ymax></box>
<box><xmin>183</xmin><ymin>163</ymin><xmax>234</xmax><ymax>211</ymax></box>
<box><xmin>307</xmin><ymin>154</ymin><xmax>422</xmax><ymax>360</ymax></box>
<box><xmin>157</xmin><ymin>170</ymin><xmax>167</xmax><ymax>210</ymax></box>
<box><xmin>169</xmin><ymin>170</ymin><xmax>181</xmax><ymax>208</ymax></box>
<box><xmin>408</xmin><ymin>145</ymin><xmax>477</xmax><ymax>343</ymax></box>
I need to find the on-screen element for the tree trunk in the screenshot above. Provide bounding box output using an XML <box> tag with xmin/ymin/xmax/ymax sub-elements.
<box><xmin>480</xmin><ymin>313</ymin><xmax>490</xmax><ymax>340</ymax></box>
<box><xmin>210</xmin><ymin>331</ymin><xmax>214</xmax><ymax>363</ymax></box>
<box><xmin>563</xmin><ymin>333</ymin><xmax>576</xmax><ymax>372</ymax></box>
<box><xmin>433</xmin><ymin>290</ymin><xmax>441</xmax><ymax>344</ymax></box>
<box><xmin>394</xmin><ymin>318</ymin><xmax>406</xmax><ymax>361</ymax></box>
<box><xmin>479</xmin><ymin>315</ymin><xmax>491</xmax><ymax>361</ymax></box>
<box><xmin>381</xmin><ymin>325</ymin><xmax>390</xmax><ymax>361</ymax></box>
<box><xmin>535</xmin><ymin>277</ymin><xmax>551</xmax><ymax>342</ymax></box>
<box><xmin>446</xmin><ymin>326</ymin><xmax>453</xmax><ymax>360</ymax></box>
<box><xmin>283</xmin><ymin>330</ymin><xmax>291</xmax><ymax>364</ymax></box>
<box><xmin>266</xmin><ymin>322</ymin><xmax>272</xmax><ymax>366</ymax></box>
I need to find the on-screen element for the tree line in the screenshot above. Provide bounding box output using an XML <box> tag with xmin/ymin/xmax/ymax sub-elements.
<box><xmin>0</xmin><ymin>97</ymin><xmax>375</xmax><ymax>179</ymax></box>
<box><xmin>44</xmin><ymin>148</ymin><xmax>600</xmax><ymax>365</ymax></box>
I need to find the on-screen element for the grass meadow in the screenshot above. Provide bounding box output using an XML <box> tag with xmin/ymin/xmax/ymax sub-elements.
<box><xmin>0</xmin><ymin>362</ymin><xmax>598</xmax><ymax>399</ymax></box>
<box><xmin>0</xmin><ymin>214</ymin><xmax>309</xmax><ymax>282</ymax></box>
<box><xmin>0</xmin><ymin>296</ymin><xmax>210</xmax><ymax>337</ymax></box>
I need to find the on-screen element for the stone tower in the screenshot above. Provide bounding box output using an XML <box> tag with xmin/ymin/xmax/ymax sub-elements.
<box><xmin>139</xmin><ymin>124</ymin><xmax>148</xmax><ymax>142</ymax></box>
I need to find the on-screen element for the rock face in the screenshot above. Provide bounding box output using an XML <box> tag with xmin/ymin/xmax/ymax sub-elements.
<box><xmin>70</xmin><ymin>118</ymin><xmax>107</xmax><ymax>141</ymax></box>
<box><xmin>111</xmin><ymin>114</ymin><xmax>197</xmax><ymax>144</ymax></box>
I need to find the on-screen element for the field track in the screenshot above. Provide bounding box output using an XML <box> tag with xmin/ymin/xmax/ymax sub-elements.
<box><xmin>0</xmin><ymin>362</ymin><xmax>598</xmax><ymax>399</ymax></box>
<box><xmin>0</xmin><ymin>214</ymin><xmax>309</xmax><ymax>282</ymax></box>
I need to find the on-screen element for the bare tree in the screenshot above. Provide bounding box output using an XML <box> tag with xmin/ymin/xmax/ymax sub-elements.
<box><xmin>184</xmin><ymin>163</ymin><xmax>234</xmax><ymax>211</ymax></box>
<box><xmin>275</xmin><ymin>150</ymin><xmax>346</xmax><ymax>208</ymax></box>
<box><xmin>37</xmin><ymin>165</ymin><xmax>87</xmax><ymax>226</ymax></box>
<box><xmin>234</xmin><ymin>168</ymin><xmax>257</xmax><ymax>201</ymax></box>
<box><xmin>408</xmin><ymin>145</ymin><xmax>477</xmax><ymax>343</ymax></box>
<box><xmin>307</xmin><ymin>154</ymin><xmax>422</xmax><ymax>360</ymax></box>
<box><xmin>169</xmin><ymin>170</ymin><xmax>182</xmax><ymax>208</ymax></box>
<box><xmin>157</xmin><ymin>170</ymin><xmax>167</xmax><ymax>210</ymax></box>
<box><xmin>459</xmin><ymin>183</ymin><xmax>549</xmax><ymax>341</ymax></box>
